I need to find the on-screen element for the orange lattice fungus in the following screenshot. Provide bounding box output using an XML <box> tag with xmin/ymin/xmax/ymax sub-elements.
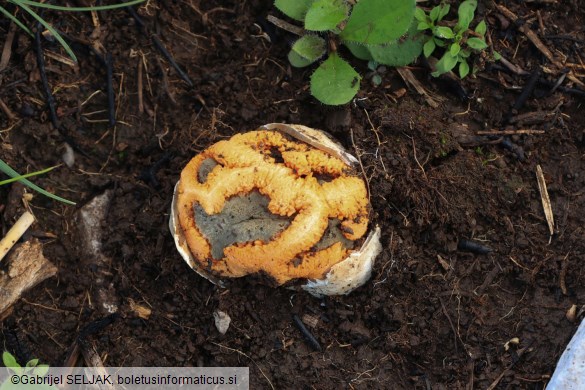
<box><xmin>169</xmin><ymin>123</ymin><xmax>381</xmax><ymax>296</ymax></box>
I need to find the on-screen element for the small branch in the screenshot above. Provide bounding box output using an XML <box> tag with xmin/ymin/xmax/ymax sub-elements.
<box><xmin>536</xmin><ymin>164</ymin><xmax>555</xmax><ymax>238</ymax></box>
<box><xmin>266</xmin><ymin>14</ymin><xmax>305</xmax><ymax>36</ymax></box>
<box><xmin>476</xmin><ymin>129</ymin><xmax>545</xmax><ymax>135</ymax></box>
<box><xmin>0</xmin><ymin>211</ymin><xmax>35</xmax><ymax>263</ymax></box>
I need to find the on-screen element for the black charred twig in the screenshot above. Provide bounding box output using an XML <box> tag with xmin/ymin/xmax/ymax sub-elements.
<box><xmin>151</xmin><ymin>35</ymin><xmax>194</xmax><ymax>88</ymax></box>
<box><xmin>457</xmin><ymin>239</ymin><xmax>493</xmax><ymax>255</ymax></box>
<box><xmin>127</xmin><ymin>6</ymin><xmax>194</xmax><ymax>88</ymax></box>
<box><xmin>138</xmin><ymin>152</ymin><xmax>171</xmax><ymax>188</ymax></box>
<box><xmin>504</xmin><ymin>66</ymin><xmax>541</xmax><ymax>125</ymax></box>
<box><xmin>106</xmin><ymin>53</ymin><xmax>116</xmax><ymax>127</ymax></box>
<box><xmin>34</xmin><ymin>27</ymin><xmax>59</xmax><ymax>129</ymax></box>
<box><xmin>293</xmin><ymin>314</ymin><xmax>322</xmax><ymax>352</ymax></box>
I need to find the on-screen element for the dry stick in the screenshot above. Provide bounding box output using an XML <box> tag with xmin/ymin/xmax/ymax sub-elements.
<box><xmin>266</xmin><ymin>15</ymin><xmax>305</xmax><ymax>36</ymax></box>
<box><xmin>396</xmin><ymin>67</ymin><xmax>442</xmax><ymax>108</ymax></box>
<box><xmin>0</xmin><ymin>211</ymin><xmax>35</xmax><ymax>263</ymax></box>
<box><xmin>0</xmin><ymin>21</ymin><xmax>16</xmax><ymax>72</ymax></box>
<box><xmin>536</xmin><ymin>164</ymin><xmax>555</xmax><ymax>238</ymax></box>
<box><xmin>0</xmin><ymin>98</ymin><xmax>16</xmax><ymax>121</ymax></box>
<box><xmin>476</xmin><ymin>129</ymin><xmax>545</xmax><ymax>135</ymax></box>
<box><xmin>494</xmin><ymin>4</ymin><xmax>585</xmax><ymax>89</ymax></box>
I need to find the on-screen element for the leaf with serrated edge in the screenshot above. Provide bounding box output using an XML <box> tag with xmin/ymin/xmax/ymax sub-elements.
<box><xmin>368</xmin><ymin>21</ymin><xmax>424</xmax><ymax>66</ymax></box>
<box><xmin>305</xmin><ymin>0</ymin><xmax>348</xmax><ymax>31</ymax></box>
<box><xmin>310</xmin><ymin>53</ymin><xmax>360</xmax><ymax>105</ymax></box>
<box><xmin>291</xmin><ymin>35</ymin><xmax>327</xmax><ymax>61</ymax></box>
<box><xmin>275</xmin><ymin>0</ymin><xmax>313</xmax><ymax>21</ymax></box>
<box><xmin>343</xmin><ymin>41</ymin><xmax>374</xmax><ymax>61</ymax></box>
<box><xmin>340</xmin><ymin>0</ymin><xmax>415</xmax><ymax>45</ymax></box>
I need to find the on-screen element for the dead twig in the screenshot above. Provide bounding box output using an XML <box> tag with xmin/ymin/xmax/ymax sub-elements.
<box><xmin>0</xmin><ymin>211</ymin><xmax>35</xmax><ymax>262</ymax></box>
<box><xmin>266</xmin><ymin>14</ymin><xmax>305</xmax><ymax>36</ymax></box>
<box><xmin>536</xmin><ymin>164</ymin><xmax>555</xmax><ymax>238</ymax></box>
<box><xmin>476</xmin><ymin>129</ymin><xmax>545</xmax><ymax>135</ymax></box>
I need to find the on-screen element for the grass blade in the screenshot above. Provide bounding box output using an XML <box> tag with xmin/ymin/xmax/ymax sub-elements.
<box><xmin>0</xmin><ymin>5</ymin><xmax>32</xmax><ymax>36</ymax></box>
<box><xmin>12</xmin><ymin>0</ymin><xmax>146</xmax><ymax>12</ymax></box>
<box><xmin>16</xmin><ymin>2</ymin><xmax>78</xmax><ymax>62</ymax></box>
<box><xmin>0</xmin><ymin>159</ymin><xmax>76</xmax><ymax>205</ymax></box>
<box><xmin>0</xmin><ymin>165</ymin><xmax>57</xmax><ymax>185</ymax></box>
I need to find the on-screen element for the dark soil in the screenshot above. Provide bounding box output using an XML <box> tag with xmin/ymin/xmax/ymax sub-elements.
<box><xmin>1</xmin><ymin>1</ymin><xmax>584</xmax><ymax>388</ymax></box>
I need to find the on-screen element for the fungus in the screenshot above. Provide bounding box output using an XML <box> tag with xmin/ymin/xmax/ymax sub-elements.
<box><xmin>170</xmin><ymin>124</ymin><xmax>381</xmax><ymax>296</ymax></box>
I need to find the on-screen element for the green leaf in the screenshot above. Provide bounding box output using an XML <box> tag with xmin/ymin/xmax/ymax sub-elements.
<box><xmin>274</xmin><ymin>0</ymin><xmax>313</xmax><ymax>21</ymax></box>
<box><xmin>450</xmin><ymin>42</ymin><xmax>460</xmax><ymax>56</ymax></box>
<box><xmin>475</xmin><ymin>20</ymin><xmax>487</xmax><ymax>35</ymax></box>
<box><xmin>310</xmin><ymin>52</ymin><xmax>360</xmax><ymax>105</ymax></box>
<box><xmin>343</xmin><ymin>41</ymin><xmax>374</xmax><ymax>61</ymax></box>
<box><xmin>433</xmin><ymin>26</ymin><xmax>454</xmax><ymax>39</ymax></box>
<box><xmin>438</xmin><ymin>4</ymin><xmax>450</xmax><ymax>21</ymax></box>
<box><xmin>368</xmin><ymin>21</ymin><xmax>424</xmax><ymax>66</ymax></box>
<box><xmin>429</xmin><ymin>6</ymin><xmax>440</xmax><ymax>22</ymax></box>
<box><xmin>289</xmin><ymin>35</ymin><xmax>326</xmax><ymax>64</ymax></box>
<box><xmin>456</xmin><ymin>0</ymin><xmax>477</xmax><ymax>32</ymax></box>
<box><xmin>493</xmin><ymin>50</ymin><xmax>502</xmax><ymax>61</ymax></box>
<box><xmin>2</xmin><ymin>352</ymin><xmax>19</xmax><ymax>369</ymax></box>
<box><xmin>467</xmin><ymin>37</ymin><xmax>487</xmax><ymax>50</ymax></box>
<box><xmin>305</xmin><ymin>0</ymin><xmax>348</xmax><ymax>31</ymax></box>
<box><xmin>34</xmin><ymin>364</ymin><xmax>50</xmax><ymax>378</ymax></box>
<box><xmin>288</xmin><ymin>50</ymin><xmax>316</xmax><ymax>67</ymax></box>
<box><xmin>417</xmin><ymin>21</ymin><xmax>430</xmax><ymax>31</ymax></box>
<box><xmin>0</xmin><ymin>159</ymin><xmax>76</xmax><ymax>205</ymax></box>
<box><xmin>0</xmin><ymin>165</ymin><xmax>57</xmax><ymax>186</ymax></box>
<box><xmin>459</xmin><ymin>60</ymin><xmax>470</xmax><ymax>78</ymax></box>
<box><xmin>431</xmin><ymin>51</ymin><xmax>458</xmax><ymax>77</ymax></box>
<box><xmin>0</xmin><ymin>6</ymin><xmax>32</xmax><ymax>36</ymax></box>
<box><xmin>414</xmin><ymin>7</ymin><xmax>426</xmax><ymax>22</ymax></box>
<box><xmin>25</xmin><ymin>359</ymin><xmax>39</xmax><ymax>368</ymax></box>
<box><xmin>433</xmin><ymin>36</ymin><xmax>446</xmax><ymax>47</ymax></box>
<box><xmin>340</xmin><ymin>0</ymin><xmax>415</xmax><ymax>45</ymax></box>
<box><xmin>423</xmin><ymin>39</ymin><xmax>435</xmax><ymax>58</ymax></box>
<box><xmin>371</xmin><ymin>74</ymin><xmax>382</xmax><ymax>86</ymax></box>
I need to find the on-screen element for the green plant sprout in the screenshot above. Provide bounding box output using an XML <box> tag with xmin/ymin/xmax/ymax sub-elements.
<box><xmin>0</xmin><ymin>0</ymin><xmax>146</xmax><ymax>63</ymax></box>
<box><xmin>275</xmin><ymin>0</ymin><xmax>419</xmax><ymax>105</ymax></box>
<box><xmin>0</xmin><ymin>159</ymin><xmax>75</xmax><ymax>205</ymax></box>
<box><xmin>415</xmin><ymin>0</ymin><xmax>498</xmax><ymax>78</ymax></box>
<box><xmin>274</xmin><ymin>0</ymin><xmax>498</xmax><ymax>105</ymax></box>
<box><xmin>1</xmin><ymin>351</ymin><xmax>51</xmax><ymax>390</ymax></box>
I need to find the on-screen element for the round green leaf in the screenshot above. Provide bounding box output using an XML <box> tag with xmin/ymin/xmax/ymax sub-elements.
<box><xmin>368</xmin><ymin>22</ymin><xmax>424</xmax><ymax>66</ymax></box>
<box><xmin>467</xmin><ymin>37</ymin><xmax>488</xmax><ymax>50</ymax></box>
<box><xmin>459</xmin><ymin>60</ymin><xmax>470</xmax><ymax>78</ymax></box>
<box><xmin>456</xmin><ymin>0</ymin><xmax>477</xmax><ymax>31</ymax></box>
<box><xmin>414</xmin><ymin>7</ymin><xmax>427</xmax><ymax>22</ymax></box>
<box><xmin>431</xmin><ymin>52</ymin><xmax>458</xmax><ymax>77</ymax></box>
<box><xmin>288</xmin><ymin>50</ymin><xmax>317</xmax><ymax>67</ymax></box>
<box><xmin>275</xmin><ymin>0</ymin><xmax>314</xmax><ymax>21</ymax></box>
<box><xmin>423</xmin><ymin>38</ymin><xmax>436</xmax><ymax>58</ymax></box>
<box><xmin>290</xmin><ymin>35</ymin><xmax>327</xmax><ymax>63</ymax></box>
<box><xmin>434</xmin><ymin>26</ymin><xmax>454</xmax><ymax>39</ymax></box>
<box><xmin>310</xmin><ymin>52</ymin><xmax>360</xmax><ymax>105</ymax></box>
<box><xmin>343</xmin><ymin>41</ymin><xmax>374</xmax><ymax>61</ymax></box>
<box><xmin>340</xmin><ymin>0</ymin><xmax>415</xmax><ymax>45</ymax></box>
<box><xmin>305</xmin><ymin>0</ymin><xmax>349</xmax><ymax>31</ymax></box>
<box><xmin>475</xmin><ymin>20</ymin><xmax>487</xmax><ymax>35</ymax></box>
<box><xmin>450</xmin><ymin>42</ymin><xmax>461</xmax><ymax>56</ymax></box>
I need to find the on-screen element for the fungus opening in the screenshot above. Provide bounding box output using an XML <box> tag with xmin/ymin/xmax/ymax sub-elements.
<box><xmin>194</xmin><ymin>190</ymin><xmax>291</xmax><ymax>259</ymax></box>
<box><xmin>312</xmin><ymin>219</ymin><xmax>354</xmax><ymax>251</ymax></box>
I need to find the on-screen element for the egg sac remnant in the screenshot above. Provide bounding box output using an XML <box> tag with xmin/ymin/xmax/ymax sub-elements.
<box><xmin>174</xmin><ymin>129</ymin><xmax>371</xmax><ymax>286</ymax></box>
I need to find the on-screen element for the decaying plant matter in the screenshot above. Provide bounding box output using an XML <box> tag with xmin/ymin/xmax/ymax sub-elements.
<box><xmin>170</xmin><ymin>124</ymin><xmax>380</xmax><ymax>295</ymax></box>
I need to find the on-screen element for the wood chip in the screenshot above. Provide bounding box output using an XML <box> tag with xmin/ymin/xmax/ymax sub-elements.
<box><xmin>0</xmin><ymin>239</ymin><xmax>58</xmax><ymax>314</ymax></box>
<box><xmin>535</xmin><ymin>164</ymin><xmax>555</xmax><ymax>237</ymax></box>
